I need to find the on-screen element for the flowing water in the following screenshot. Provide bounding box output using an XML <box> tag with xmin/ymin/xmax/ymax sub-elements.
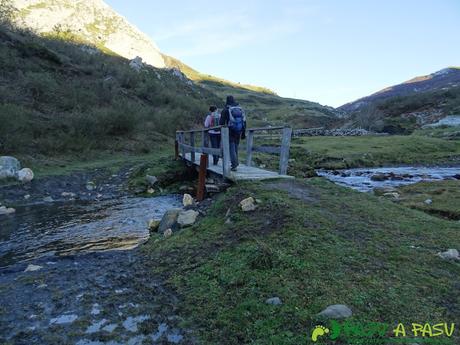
<box><xmin>317</xmin><ymin>166</ymin><xmax>460</xmax><ymax>192</ymax></box>
<box><xmin>0</xmin><ymin>195</ymin><xmax>194</xmax><ymax>344</ymax></box>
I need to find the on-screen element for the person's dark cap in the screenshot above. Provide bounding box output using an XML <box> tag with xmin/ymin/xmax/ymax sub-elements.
<box><xmin>209</xmin><ymin>105</ymin><xmax>217</xmax><ymax>112</ymax></box>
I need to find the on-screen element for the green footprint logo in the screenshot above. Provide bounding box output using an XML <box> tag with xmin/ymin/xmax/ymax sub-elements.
<box><xmin>311</xmin><ymin>325</ymin><xmax>330</xmax><ymax>342</ymax></box>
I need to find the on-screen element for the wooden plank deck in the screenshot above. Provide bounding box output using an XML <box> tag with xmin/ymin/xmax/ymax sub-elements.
<box><xmin>182</xmin><ymin>153</ymin><xmax>293</xmax><ymax>182</ymax></box>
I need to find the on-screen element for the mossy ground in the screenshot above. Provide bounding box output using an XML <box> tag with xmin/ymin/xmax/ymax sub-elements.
<box><xmin>144</xmin><ymin>178</ymin><xmax>460</xmax><ymax>345</ymax></box>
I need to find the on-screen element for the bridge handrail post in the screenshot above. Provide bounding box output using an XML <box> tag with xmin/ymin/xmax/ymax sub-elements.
<box><xmin>279</xmin><ymin>127</ymin><xmax>292</xmax><ymax>175</ymax></box>
<box><xmin>246</xmin><ymin>130</ymin><xmax>254</xmax><ymax>167</ymax></box>
<box><xmin>190</xmin><ymin>132</ymin><xmax>195</xmax><ymax>162</ymax></box>
<box><xmin>221</xmin><ymin>127</ymin><xmax>231</xmax><ymax>178</ymax></box>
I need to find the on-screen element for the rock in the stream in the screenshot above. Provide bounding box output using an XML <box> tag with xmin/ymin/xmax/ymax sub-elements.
<box><xmin>0</xmin><ymin>156</ymin><xmax>20</xmax><ymax>179</ymax></box>
<box><xmin>437</xmin><ymin>249</ymin><xmax>459</xmax><ymax>261</ymax></box>
<box><xmin>17</xmin><ymin>168</ymin><xmax>34</xmax><ymax>183</ymax></box>
<box><xmin>146</xmin><ymin>175</ymin><xmax>158</xmax><ymax>186</ymax></box>
<box><xmin>24</xmin><ymin>264</ymin><xmax>43</xmax><ymax>272</ymax></box>
<box><xmin>86</xmin><ymin>181</ymin><xmax>96</xmax><ymax>191</ymax></box>
<box><xmin>148</xmin><ymin>219</ymin><xmax>160</xmax><ymax>231</ymax></box>
<box><xmin>240</xmin><ymin>197</ymin><xmax>257</xmax><ymax>212</ymax></box>
<box><xmin>317</xmin><ymin>304</ymin><xmax>353</xmax><ymax>319</ymax></box>
<box><xmin>158</xmin><ymin>208</ymin><xmax>181</xmax><ymax>233</ymax></box>
<box><xmin>177</xmin><ymin>210</ymin><xmax>199</xmax><ymax>228</ymax></box>
<box><xmin>61</xmin><ymin>192</ymin><xmax>76</xmax><ymax>198</ymax></box>
<box><xmin>182</xmin><ymin>193</ymin><xmax>195</xmax><ymax>207</ymax></box>
<box><xmin>43</xmin><ymin>196</ymin><xmax>54</xmax><ymax>203</ymax></box>
<box><xmin>147</xmin><ymin>188</ymin><xmax>155</xmax><ymax>194</ymax></box>
<box><xmin>265</xmin><ymin>297</ymin><xmax>282</xmax><ymax>305</ymax></box>
<box><xmin>0</xmin><ymin>206</ymin><xmax>15</xmax><ymax>215</ymax></box>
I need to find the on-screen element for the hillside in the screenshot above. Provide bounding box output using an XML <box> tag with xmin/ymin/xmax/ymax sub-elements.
<box><xmin>339</xmin><ymin>68</ymin><xmax>460</xmax><ymax>133</ymax></box>
<box><xmin>0</xmin><ymin>19</ymin><xmax>219</xmax><ymax>168</ymax></box>
<box><xmin>5</xmin><ymin>0</ymin><xmax>340</xmax><ymax>130</ymax></box>
<box><xmin>340</xmin><ymin>67</ymin><xmax>460</xmax><ymax>113</ymax></box>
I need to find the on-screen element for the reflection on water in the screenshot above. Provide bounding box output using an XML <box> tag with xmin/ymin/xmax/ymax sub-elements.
<box><xmin>0</xmin><ymin>196</ymin><xmax>181</xmax><ymax>267</ymax></box>
<box><xmin>317</xmin><ymin>166</ymin><xmax>459</xmax><ymax>192</ymax></box>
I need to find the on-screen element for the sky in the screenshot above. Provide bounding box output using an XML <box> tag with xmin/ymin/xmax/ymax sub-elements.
<box><xmin>105</xmin><ymin>0</ymin><xmax>460</xmax><ymax>107</ymax></box>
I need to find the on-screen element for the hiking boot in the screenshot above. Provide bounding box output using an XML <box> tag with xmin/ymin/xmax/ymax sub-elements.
<box><xmin>231</xmin><ymin>167</ymin><xmax>237</xmax><ymax>172</ymax></box>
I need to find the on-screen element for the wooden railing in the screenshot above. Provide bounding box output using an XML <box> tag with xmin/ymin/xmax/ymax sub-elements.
<box><xmin>175</xmin><ymin>125</ymin><xmax>292</xmax><ymax>178</ymax></box>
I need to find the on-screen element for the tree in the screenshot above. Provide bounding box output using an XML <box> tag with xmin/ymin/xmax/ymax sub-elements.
<box><xmin>354</xmin><ymin>105</ymin><xmax>385</xmax><ymax>131</ymax></box>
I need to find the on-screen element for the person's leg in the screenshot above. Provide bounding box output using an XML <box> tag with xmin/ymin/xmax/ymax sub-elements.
<box><xmin>215</xmin><ymin>135</ymin><xmax>221</xmax><ymax>165</ymax></box>
<box><xmin>229</xmin><ymin>139</ymin><xmax>237</xmax><ymax>169</ymax></box>
<box><xmin>210</xmin><ymin>134</ymin><xmax>219</xmax><ymax>165</ymax></box>
<box><xmin>234</xmin><ymin>136</ymin><xmax>240</xmax><ymax>167</ymax></box>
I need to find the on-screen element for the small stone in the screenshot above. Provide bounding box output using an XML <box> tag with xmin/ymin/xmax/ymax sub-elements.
<box><xmin>225</xmin><ymin>218</ymin><xmax>232</xmax><ymax>225</ymax></box>
<box><xmin>0</xmin><ymin>206</ymin><xmax>15</xmax><ymax>215</ymax></box>
<box><xmin>382</xmin><ymin>192</ymin><xmax>399</xmax><ymax>199</ymax></box>
<box><xmin>17</xmin><ymin>168</ymin><xmax>34</xmax><ymax>183</ymax></box>
<box><xmin>147</xmin><ymin>188</ymin><xmax>155</xmax><ymax>194</ymax></box>
<box><xmin>164</xmin><ymin>228</ymin><xmax>173</xmax><ymax>238</ymax></box>
<box><xmin>265</xmin><ymin>297</ymin><xmax>282</xmax><ymax>305</ymax></box>
<box><xmin>146</xmin><ymin>175</ymin><xmax>158</xmax><ymax>186</ymax></box>
<box><xmin>86</xmin><ymin>182</ymin><xmax>96</xmax><ymax>191</ymax></box>
<box><xmin>424</xmin><ymin>199</ymin><xmax>433</xmax><ymax>205</ymax></box>
<box><xmin>437</xmin><ymin>249</ymin><xmax>459</xmax><ymax>260</ymax></box>
<box><xmin>177</xmin><ymin>210</ymin><xmax>199</xmax><ymax>227</ymax></box>
<box><xmin>183</xmin><ymin>193</ymin><xmax>195</xmax><ymax>207</ymax></box>
<box><xmin>24</xmin><ymin>264</ymin><xmax>43</xmax><ymax>272</ymax></box>
<box><xmin>148</xmin><ymin>219</ymin><xmax>160</xmax><ymax>231</ymax></box>
<box><xmin>43</xmin><ymin>196</ymin><xmax>54</xmax><ymax>202</ymax></box>
<box><xmin>240</xmin><ymin>197</ymin><xmax>256</xmax><ymax>212</ymax></box>
<box><xmin>61</xmin><ymin>192</ymin><xmax>76</xmax><ymax>198</ymax></box>
<box><xmin>317</xmin><ymin>304</ymin><xmax>353</xmax><ymax>319</ymax></box>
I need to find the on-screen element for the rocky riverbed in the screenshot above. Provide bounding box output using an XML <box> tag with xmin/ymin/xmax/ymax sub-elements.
<box><xmin>0</xmin><ymin>168</ymin><xmax>197</xmax><ymax>344</ymax></box>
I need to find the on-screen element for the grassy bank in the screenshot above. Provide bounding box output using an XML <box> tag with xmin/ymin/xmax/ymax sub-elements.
<box><xmin>289</xmin><ymin>134</ymin><xmax>460</xmax><ymax>170</ymax></box>
<box><xmin>395</xmin><ymin>180</ymin><xmax>460</xmax><ymax>220</ymax></box>
<box><xmin>143</xmin><ymin>178</ymin><xmax>460</xmax><ymax>345</ymax></box>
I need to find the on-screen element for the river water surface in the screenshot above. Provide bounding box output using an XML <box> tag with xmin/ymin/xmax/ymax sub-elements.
<box><xmin>0</xmin><ymin>195</ymin><xmax>194</xmax><ymax>344</ymax></box>
<box><xmin>317</xmin><ymin>166</ymin><xmax>460</xmax><ymax>192</ymax></box>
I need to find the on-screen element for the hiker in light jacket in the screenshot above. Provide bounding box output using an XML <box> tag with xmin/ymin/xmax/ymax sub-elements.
<box><xmin>204</xmin><ymin>105</ymin><xmax>221</xmax><ymax>165</ymax></box>
<box><xmin>219</xmin><ymin>95</ymin><xmax>246</xmax><ymax>171</ymax></box>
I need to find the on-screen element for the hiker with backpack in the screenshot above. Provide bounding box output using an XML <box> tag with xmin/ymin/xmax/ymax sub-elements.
<box><xmin>204</xmin><ymin>105</ymin><xmax>221</xmax><ymax>165</ymax></box>
<box><xmin>219</xmin><ymin>95</ymin><xmax>246</xmax><ymax>171</ymax></box>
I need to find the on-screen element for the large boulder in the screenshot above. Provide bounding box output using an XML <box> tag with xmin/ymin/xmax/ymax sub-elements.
<box><xmin>17</xmin><ymin>168</ymin><xmax>34</xmax><ymax>183</ymax></box>
<box><xmin>317</xmin><ymin>304</ymin><xmax>353</xmax><ymax>319</ymax></box>
<box><xmin>0</xmin><ymin>156</ymin><xmax>20</xmax><ymax>179</ymax></box>
<box><xmin>129</xmin><ymin>56</ymin><xmax>144</xmax><ymax>71</ymax></box>
<box><xmin>158</xmin><ymin>208</ymin><xmax>181</xmax><ymax>233</ymax></box>
<box><xmin>177</xmin><ymin>210</ymin><xmax>199</xmax><ymax>228</ymax></box>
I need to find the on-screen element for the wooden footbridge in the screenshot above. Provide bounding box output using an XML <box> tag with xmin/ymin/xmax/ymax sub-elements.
<box><xmin>176</xmin><ymin>126</ymin><xmax>293</xmax><ymax>199</ymax></box>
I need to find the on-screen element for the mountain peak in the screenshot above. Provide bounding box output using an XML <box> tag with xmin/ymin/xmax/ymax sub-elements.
<box><xmin>11</xmin><ymin>0</ymin><xmax>165</xmax><ymax>67</ymax></box>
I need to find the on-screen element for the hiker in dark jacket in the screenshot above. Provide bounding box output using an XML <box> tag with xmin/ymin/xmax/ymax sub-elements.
<box><xmin>219</xmin><ymin>95</ymin><xmax>246</xmax><ymax>171</ymax></box>
<box><xmin>204</xmin><ymin>105</ymin><xmax>221</xmax><ymax>165</ymax></box>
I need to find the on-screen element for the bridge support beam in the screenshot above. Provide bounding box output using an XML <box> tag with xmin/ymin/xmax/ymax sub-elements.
<box><xmin>196</xmin><ymin>154</ymin><xmax>208</xmax><ymax>201</ymax></box>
